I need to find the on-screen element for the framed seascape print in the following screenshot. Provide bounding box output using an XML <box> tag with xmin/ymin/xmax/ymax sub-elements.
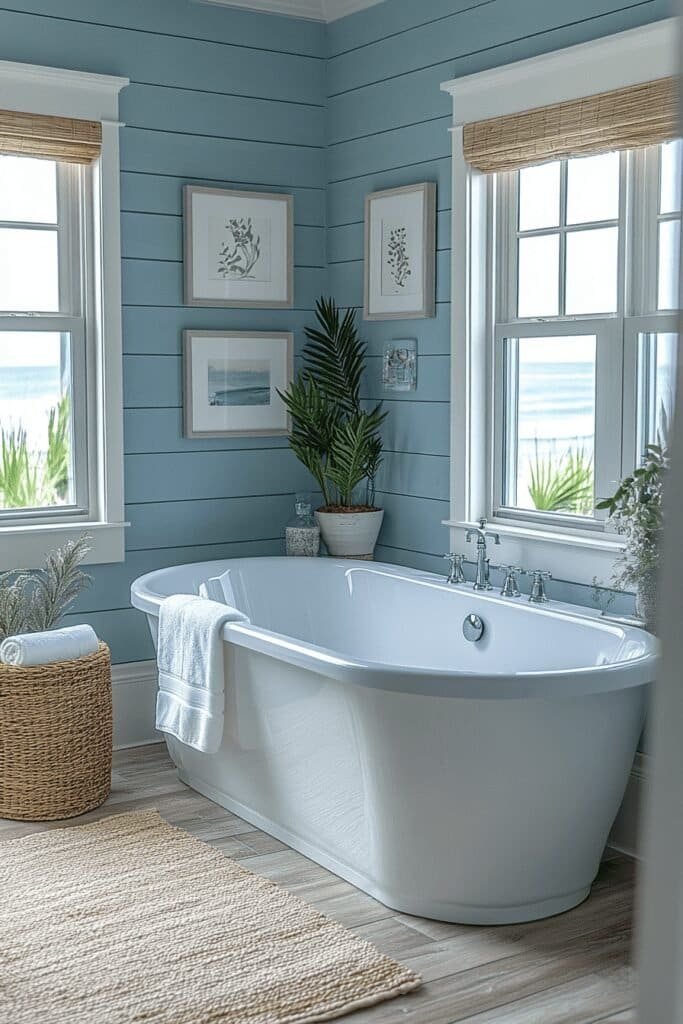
<box><xmin>183</xmin><ymin>186</ymin><xmax>293</xmax><ymax>307</ymax></box>
<box><xmin>363</xmin><ymin>182</ymin><xmax>436</xmax><ymax>320</ymax></box>
<box><xmin>183</xmin><ymin>330</ymin><xmax>293</xmax><ymax>438</ymax></box>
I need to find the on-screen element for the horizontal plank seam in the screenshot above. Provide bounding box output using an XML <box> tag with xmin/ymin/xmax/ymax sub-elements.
<box><xmin>327</xmin><ymin>0</ymin><xmax>495</xmax><ymax>59</ymax></box>
<box><xmin>125</xmin><ymin>492</ymin><xmax>297</xmax><ymax>506</ymax></box>
<box><xmin>124</xmin><ymin>79</ymin><xmax>325</xmax><ymax>108</ymax></box>
<box><xmin>122</xmin><ymin>256</ymin><xmax>325</xmax><ymax>269</ymax></box>
<box><xmin>328</xmin><ymin>113</ymin><xmax>451</xmax><ymax>149</ymax></box>
<box><xmin>328</xmin><ymin>154</ymin><xmax>451</xmax><ymax>184</ymax></box>
<box><xmin>121</xmin><ymin>168</ymin><xmax>326</xmax><ymax>191</ymax></box>
<box><xmin>123</xmin><ymin>124</ymin><xmax>325</xmax><ymax>152</ymax></box>
<box><xmin>326</xmin><ymin>2</ymin><xmax>654</xmax><ymax>99</ymax></box>
<box><xmin>0</xmin><ymin>5</ymin><xmax>326</xmax><ymax>61</ymax></box>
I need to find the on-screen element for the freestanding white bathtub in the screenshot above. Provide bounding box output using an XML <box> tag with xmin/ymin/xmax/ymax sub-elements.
<box><xmin>131</xmin><ymin>556</ymin><xmax>656</xmax><ymax>925</ymax></box>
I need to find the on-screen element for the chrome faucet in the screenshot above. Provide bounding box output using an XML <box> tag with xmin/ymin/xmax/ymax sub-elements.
<box><xmin>499</xmin><ymin>565</ymin><xmax>523</xmax><ymax>598</ymax></box>
<box><xmin>528</xmin><ymin>570</ymin><xmax>552</xmax><ymax>603</ymax></box>
<box><xmin>465</xmin><ymin>518</ymin><xmax>501</xmax><ymax>591</ymax></box>
<box><xmin>444</xmin><ymin>552</ymin><xmax>466</xmax><ymax>584</ymax></box>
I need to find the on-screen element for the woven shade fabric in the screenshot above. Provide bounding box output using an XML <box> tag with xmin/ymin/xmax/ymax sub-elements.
<box><xmin>464</xmin><ymin>77</ymin><xmax>678</xmax><ymax>174</ymax></box>
<box><xmin>0</xmin><ymin>108</ymin><xmax>102</xmax><ymax>164</ymax></box>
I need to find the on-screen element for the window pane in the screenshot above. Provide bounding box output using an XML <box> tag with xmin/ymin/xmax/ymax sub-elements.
<box><xmin>0</xmin><ymin>156</ymin><xmax>58</xmax><ymax>224</ymax></box>
<box><xmin>0</xmin><ymin>228</ymin><xmax>59</xmax><ymax>312</ymax></box>
<box><xmin>518</xmin><ymin>162</ymin><xmax>560</xmax><ymax>231</ymax></box>
<box><xmin>565</xmin><ymin>226</ymin><xmax>618</xmax><ymax>314</ymax></box>
<box><xmin>517</xmin><ymin>234</ymin><xmax>559</xmax><ymax>317</ymax></box>
<box><xmin>504</xmin><ymin>335</ymin><xmax>596</xmax><ymax>517</ymax></box>
<box><xmin>566</xmin><ymin>151</ymin><xmax>620</xmax><ymax>225</ymax></box>
<box><xmin>660</xmin><ymin>140</ymin><xmax>682</xmax><ymax>215</ymax></box>
<box><xmin>0</xmin><ymin>333</ymin><xmax>74</xmax><ymax>510</ymax></box>
<box><xmin>638</xmin><ymin>332</ymin><xmax>678</xmax><ymax>452</ymax></box>
<box><xmin>657</xmin><ymin>219</ymin><xmax>681</xmax><ymax>310</ymax></box>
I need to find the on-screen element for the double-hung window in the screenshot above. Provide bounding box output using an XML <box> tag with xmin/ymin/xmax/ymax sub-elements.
<box><xmin>442</xmin><ymin>22</ymin><xmax>679</xmax><ymax>584</ymax></box>
<box><xmin>0</xmin><ymin>154</ymin><xmax>90</xmax><ymax>520</ymax></box>
<box><xmin>0</xmin><ymin>64</ymin><xmax>128</xmax><ymax>569</ymax></box>
<box><xmin>493</xmin><ymin>141</ymin><xmax>679</xmax><ymax>530</ymax></box>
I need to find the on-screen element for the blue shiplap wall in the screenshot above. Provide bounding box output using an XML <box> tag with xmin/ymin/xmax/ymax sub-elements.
<box><xmin>326</xmin><ymin>0</ymin><xmax>672</xmax><ymax>608</ymax></box>
<box><xmin>0</xmin><ymin>0</ymin><xmax>673</xmax><ymax>661</ymax></box>
<box><xmin>0</xmin><ymin>0</ymin><xmax>327</xmax><ymax>661</ymax></box>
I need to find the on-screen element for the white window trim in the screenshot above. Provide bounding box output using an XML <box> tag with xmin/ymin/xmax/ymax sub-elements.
<box><xmin>0</xmin><ymin>60</ymin><xmax>129</xmax><ymax>569</ymax></box>
<box><xmin>440</xmin><ymin>19</ymin><xmax>678</xmax><ymax>587</ymax></box>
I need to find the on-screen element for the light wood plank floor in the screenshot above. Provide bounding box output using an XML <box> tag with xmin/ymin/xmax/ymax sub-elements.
<box><xmin>0</xmin><ymin>743</ymin><xmax>637</xmax><ymax>1024</ymax></box>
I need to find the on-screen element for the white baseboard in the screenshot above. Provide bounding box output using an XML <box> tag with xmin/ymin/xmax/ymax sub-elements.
<box><xmin>111</xmin><ymin>660</ymin><xmax>160</xmax><ymax>750</ymax></box>
<box><xmin>609</xmin><ymin>752</ymin><xmax>647</xmax><ymax>859</ymax></box>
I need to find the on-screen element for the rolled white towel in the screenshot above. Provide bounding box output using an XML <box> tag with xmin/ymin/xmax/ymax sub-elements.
<box><xmin>0</xmin><ymin>624</ymin><xmax>99</xmax><ymax>668</ymax></box>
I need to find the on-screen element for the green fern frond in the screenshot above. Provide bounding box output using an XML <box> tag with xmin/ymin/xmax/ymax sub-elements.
<box><xmin>302</xmin><ymin>297</ymin><xmax>366</xmax><ymax>415</ymax></box>
<box><xmin>0</xmin><ymin>536</ymin><xmax>92</xmax><ymax>640</ymax></box>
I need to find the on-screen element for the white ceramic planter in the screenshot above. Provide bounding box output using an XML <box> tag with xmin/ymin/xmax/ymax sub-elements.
<box><xmin>315</xmin><ymin>509</ymin><xmax>384</xmax><ymax>559</ymax></box>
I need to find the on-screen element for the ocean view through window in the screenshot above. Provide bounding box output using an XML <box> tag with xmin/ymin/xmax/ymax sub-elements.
<box><xmin>493</xmin><ymin>142</ymin><xmax>679</xmax><ymax>530</ymax></box>
<box><xmin>0</xmin><ymin>154</ymin><xmax>87</xmax><ymax>520</ymax></box>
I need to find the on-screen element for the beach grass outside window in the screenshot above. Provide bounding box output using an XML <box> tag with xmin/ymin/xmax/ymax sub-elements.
<box><xmin>0</xmin><ymin>154</ymin><xmax>90</xmax><ymax>521</ymax></box>
<box><xmin>492</xmin><ymin>141</ymin><xmax>680</xmax><ymax>531</ymax></box>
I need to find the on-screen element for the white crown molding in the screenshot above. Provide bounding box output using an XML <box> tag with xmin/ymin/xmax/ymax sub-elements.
<box><xmin>441</xmin><ymin>17</ymin><xmax>678</xmax><ymax>125</ymax></box>
<box><xmin>322</xmin><ymin>0</ymin><xmax>383</xmax><ymax>18</ymax></box>
<box><xmin>197</xmin><ymin>0</ymin><xmax>383</xmax><ymax>22</ymax></box>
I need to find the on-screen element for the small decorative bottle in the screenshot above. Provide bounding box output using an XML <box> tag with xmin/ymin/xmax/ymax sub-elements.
<box><xmin>285</xmin><ymin>493</ymin><xmax>320</xmax><ymax>557</ymax></box>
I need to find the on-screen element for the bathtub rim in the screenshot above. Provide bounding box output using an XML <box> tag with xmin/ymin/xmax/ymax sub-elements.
<box><xmin>130</xmin><ymin>556</ymin><xmax>657</xmax><ymax>700</ymax></box>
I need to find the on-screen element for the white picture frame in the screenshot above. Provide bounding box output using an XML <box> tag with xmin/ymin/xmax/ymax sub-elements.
<box><xmin>363</xmin><ymin>182</ymin><xmax>436</xmax><ymax>320</ymax></box>
<box><xmin>183</xmin><ymin>330</ymin><xmax>293</xmax><ymax>438</ymax></box>
<box><xmin>184</xmin><ymin>186</ymin><xmax>293</xmax><ymax>308</ymax></box>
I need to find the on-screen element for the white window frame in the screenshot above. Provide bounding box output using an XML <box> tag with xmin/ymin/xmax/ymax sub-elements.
<box><xmin>440</xmin><ymin>19</ymin><xmax>678</xmax><ymax>587</ymax></box>
<box><xmin>0</xmin><ymin>60</ymin><xmax>129</xmax><ymax>569</ymax></box>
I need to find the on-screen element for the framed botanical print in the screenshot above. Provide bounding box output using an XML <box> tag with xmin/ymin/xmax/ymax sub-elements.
<box><xmin>363</xmin><ymin>182</ymin><xmax>436</xmax><ymax>320</ymax></box>
<box><xmin>183</xmin><ymin>186</ymin><xmax>293</xmax><ymax>307</ymax></box>
<box><xmin>183</xmin><ymin>330</ymin><xmax>293</xmax><ymax>438</ymax></box>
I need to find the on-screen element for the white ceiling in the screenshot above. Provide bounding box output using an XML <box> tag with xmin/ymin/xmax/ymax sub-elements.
<box><xmin>197</xmin><ymin>0</ymin><xmax>384</xmax><ymax>22</ymax></box>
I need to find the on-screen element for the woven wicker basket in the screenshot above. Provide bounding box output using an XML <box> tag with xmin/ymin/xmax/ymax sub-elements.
<box><xmin>0</xmin><ymin>642</ymin><xmax>112</xmax><ymax>821</ymax></box>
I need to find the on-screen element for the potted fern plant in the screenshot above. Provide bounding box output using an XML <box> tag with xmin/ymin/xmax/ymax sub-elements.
<box><xmin>279</xmin><ymin>297</ymin><xmax>387</xmax><ymax>559</ymax></box>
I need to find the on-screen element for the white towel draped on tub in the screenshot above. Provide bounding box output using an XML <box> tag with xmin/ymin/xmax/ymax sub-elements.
<box><xmin>155</xmin><ymin>594</ymin><xmax>248</xmax><ymax>754</ymax></box>
<box><xmin>0</xmin><ymin>624</ymin><xmax>99</xmax><ymax>667</ymax></box>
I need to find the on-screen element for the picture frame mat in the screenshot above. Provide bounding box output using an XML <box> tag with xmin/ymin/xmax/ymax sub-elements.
<box><xmin>183</xmin><ymin>330</ymin><xmax>293</xmax><ymax>438</ymax></box>
<box><xmin>183</xmin><ymin>186</ymin><xmax>294</xmax><ymax>309</ymax></box>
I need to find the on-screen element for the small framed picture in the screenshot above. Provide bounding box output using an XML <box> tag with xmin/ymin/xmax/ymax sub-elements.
<box><xmin>183</xmin><ymin>186</ymin><xmax>293</xmax><ymax>307</ymax></box>
<box><xmin>183</xmin><ymin>330</ymin><xmax>293</xmax><ymax>438</ymax></box>
<box><xmin>382</xmin><ymin>339</ymin><xmax>417</xmax><ymax>392</ymax></box>
<box><xmin>364</xmin><ymin>182</ymin><xmax>436</xmax><ymax>320</ymax></box>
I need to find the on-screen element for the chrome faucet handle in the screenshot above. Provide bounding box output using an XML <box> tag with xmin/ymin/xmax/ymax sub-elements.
<box><xmin>497</xmin><ymin>565</ymin><xmax>523</xmax><ymax>598</ymax></box>
<box><xmin>528</xmin><ymin>570</ymin><xmax>552</xmax><ymax>603</ymax></box>
<box><xmin>444</xmin><ymin>552</ymin><xmax>466</xmax><ymax>584</ymax></box>
<box><xmin>466</xmin><ymin>518</ymin><xmax>501</xmax><ymax>545</ymax></box>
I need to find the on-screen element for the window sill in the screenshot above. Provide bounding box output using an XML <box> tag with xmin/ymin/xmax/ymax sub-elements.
<box><xmin>0</xmin><ymin>521</ymin><xmax>127</xmax><ymax>571</ymax></box>
<box><xmin>443</xmin><ymin>518</ymin><xmax>625</xmax><ymax>588</ymax></box>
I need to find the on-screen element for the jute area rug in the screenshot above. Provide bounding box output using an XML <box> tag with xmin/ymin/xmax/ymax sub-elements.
<box><xmin>0</xmin><ymin>810</ymin><xmax>421</xmax><ymax>1024</ymax></box>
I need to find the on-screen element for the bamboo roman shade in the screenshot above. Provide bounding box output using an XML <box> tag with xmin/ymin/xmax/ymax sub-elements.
<box><xmin>464</xmin><ymin>77</ymin><xmax>678</xmax><ymax>174</ymax></box>
<box><xmin>0</xmin><ymin>109</ymin><xmax>102</xmax><ymax>164</ymax></box>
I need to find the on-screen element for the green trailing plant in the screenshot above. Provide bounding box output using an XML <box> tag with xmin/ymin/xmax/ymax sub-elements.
<box><xmin>0</xmin><ymin>535</ymin><xmax>91</xmax><ymax>641</ymax></box>
<box><xmin>0</xmin><ymin>397</ymin><xmax>71</xmax><ymax>510</ymax></box>
<box><xmin>596</xmin><ymin>441</ymin><xmax>668</xmax><ymax>594</ymax></box>
<box><xmin>528</xmin><ymin>445</ymin><xmax>594</xmax><ymax>515</ymax></box>
<box><xmin>279</xmin><ymin>297</ymin><xmax>387</xmax><ymax>509</ymax></box>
